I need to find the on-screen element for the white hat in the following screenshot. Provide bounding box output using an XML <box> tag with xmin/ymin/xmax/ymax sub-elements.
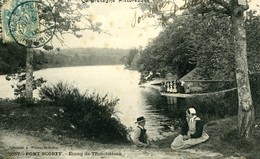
<box><xmin>188</xmin><ymin>108</ymin><xmax>196</xmax><ymax>114</ymax></box>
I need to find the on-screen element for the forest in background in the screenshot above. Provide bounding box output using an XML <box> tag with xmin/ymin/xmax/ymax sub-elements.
<box><xmin>0</xmin><ymin>43</ymin><xmax>130</xmax><ymax>75</ymax></box>
<box><xmin>36</xmin><ymin>48</ymin><xmax>129</xmax><ymax>70</ymax></box>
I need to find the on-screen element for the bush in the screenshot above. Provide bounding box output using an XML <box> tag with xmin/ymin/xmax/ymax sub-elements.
<box><xmin>39</xmin><ymin>82</ymin><xmax>129</xmax><ymax>143</ymax></box>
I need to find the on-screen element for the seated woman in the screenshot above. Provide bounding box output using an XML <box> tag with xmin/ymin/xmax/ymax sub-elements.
<box><xmin>133</xmin><ymin>116</ymin><xmax>151</xmax><ymax>147</ymax></box>
<box><xmin>171</xmin><ymin>108</ymin><xmax>209</xmax><ymax>149</ymax></box>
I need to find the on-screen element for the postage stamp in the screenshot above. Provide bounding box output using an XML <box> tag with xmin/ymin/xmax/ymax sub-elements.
<box><xmin>2</xmin><ymin>0</ymin><xmax>56</xmax><ymax>48</ymax></box>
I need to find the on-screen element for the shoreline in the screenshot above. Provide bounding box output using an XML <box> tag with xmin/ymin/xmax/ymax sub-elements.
<box><xmin>1</xmin><ymin>115</ymin><xmax>258</xmax><ymax>159</ymax></box>
<box><xmin>0</xmin><ymin>101</ymin><xmax>259</xmax><ymax>158</ymax></box>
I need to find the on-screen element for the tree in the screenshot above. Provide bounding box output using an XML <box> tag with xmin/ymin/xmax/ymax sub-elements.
<box><xmin>124</xmin><ymin>48</ymin><xmax>139</xmax><ymax>67</ymax></box>
<box><xmin>138</xmin><ymin>0</ymin><xmax>255</xmax><ymax>139</ymax></box>
<box><xmin>230</xmin><ymin>1</ymin><xmax>254</xmax><ymax>138</ymax></box>
<box><xmin>137</xmin><ymin>16</ymin><xmax>198</xmax><ymax>80</ymax></box>
<box><xmin>0</xmin><ymin>39</ymin><xmax>27</xmax><ymax>74</ymax></box>
<box><xmin>138</xmin><ymin>13</ymin><xmax>235</xmax><ymax>83</ymax></box>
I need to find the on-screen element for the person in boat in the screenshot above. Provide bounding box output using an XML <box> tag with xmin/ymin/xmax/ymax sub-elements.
<box><xmin>171</xmin><ymin>108</ymin><xmax>209</xmax><ymax>149</ymax></box>
<box><xmin>180</xmin><ymin>81</ymin><xmax>185</xmax><ymax>93</ymax></box>
<box><xmin>160</xmin><ymin>81</ymin><xmax>167</xmax><ymax>93</ymax></box>
<box><xmin>133</xmin><ymin>116</ymin><xmax>152</xmax><ymax>147</ymax></box>
<box><xmin>176</xmin><ymin>80</ymin><xmax>181</xmax><ymax>93</ymax></box>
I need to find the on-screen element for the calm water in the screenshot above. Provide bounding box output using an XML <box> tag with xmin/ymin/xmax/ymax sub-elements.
<box><xmin>0</xmin><ymin>65</ymin><xmax>239</xmax><ymax>140</ymax></box>
<box><xmin>0</xmin><ymin>65</ymin><xmax>177</xmax><ymax>140</ymax></box>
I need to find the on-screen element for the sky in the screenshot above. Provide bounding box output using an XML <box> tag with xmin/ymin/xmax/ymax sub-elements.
<box><xmin>52</xmin><ymin>0</ymin><xmax>260</xmax><ymax>50</ymax></box>
<box><xmin>52</xmin><ymin>2</ymin><xmax>162</xmax><ymax>49</ymax></box>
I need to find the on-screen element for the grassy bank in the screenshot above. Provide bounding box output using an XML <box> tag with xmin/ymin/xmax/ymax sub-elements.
<box><xmin>0</xmin><ymin>100</ymin><xmax>260</xmax><ymax>159</ymax></box>
<box><xmin>0</xmin><ymin>99</ymin><xmax>129</xmax><ymax>145</ymax></box>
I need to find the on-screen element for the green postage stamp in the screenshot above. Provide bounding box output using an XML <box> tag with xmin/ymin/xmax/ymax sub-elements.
<box><xmin>1</xmin><ymin>0</ymin><xmax>55</xmax><ymax>47</ymax></box>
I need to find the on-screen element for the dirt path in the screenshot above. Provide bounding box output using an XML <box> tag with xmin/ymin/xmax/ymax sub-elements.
<box><xmin>0</xmin><ymin>129</ymin><xmax>238</xmax><ymax>159</ymax></box>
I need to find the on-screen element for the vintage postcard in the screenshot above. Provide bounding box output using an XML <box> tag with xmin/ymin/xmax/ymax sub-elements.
<box><xmin>0</xmin><ymin>0</ymin><xmax>260</xmax><ymax>158</ymax></box>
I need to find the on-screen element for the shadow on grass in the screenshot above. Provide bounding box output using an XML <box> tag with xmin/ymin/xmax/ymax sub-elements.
<box><xmin>195</xmin><ymin>117</ymin><xmax>260</xmax><ymax>159</ymax></box>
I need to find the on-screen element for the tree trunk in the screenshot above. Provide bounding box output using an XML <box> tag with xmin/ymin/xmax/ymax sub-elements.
<box><xmin>25</xmin><ymin>47</ymin><xmax>34</xmax><ymax>102</ymax></box>
<box><xmin>232</xmin><ymin>2</ymin><xmax>255</xmax><ymax>138</ymax></box>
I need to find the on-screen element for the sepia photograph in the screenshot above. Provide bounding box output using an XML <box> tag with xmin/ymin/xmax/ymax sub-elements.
<box><xmin>0</xmin><ymin>0</ymin><xmax>260</xmax><ymax>158</ymax></box>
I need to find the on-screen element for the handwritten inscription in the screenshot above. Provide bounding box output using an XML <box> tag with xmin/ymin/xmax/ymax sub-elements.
<box><xmin>131</xmin><ymin>0</ymin><xmax>216</xmax><ymax>27</ymax></box>
<box><xmin>131</xmin><ymin>1</ymin><xmax>169</xmax><ymax>27</ymax></box>
<box><xmin>131</xmin><ymin>11</ymin><xmax>155</xmax><ymax>27</ymax></box>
